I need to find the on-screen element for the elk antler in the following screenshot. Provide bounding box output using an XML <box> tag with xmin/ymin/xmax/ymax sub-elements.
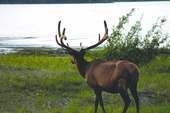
<box><xmin>81</xmin><ymin>20</ymin><xmax>108</xmax><ymax>52</ymax></box>
<box><xmin>55</xmin><ymin>21</ymin><xmax>77</xmax><ymax>52</ymax></box>
<box><xmin>56</xmin><ymin>20</ymin><xmax>109</xmax><ymax>53</ymax></box>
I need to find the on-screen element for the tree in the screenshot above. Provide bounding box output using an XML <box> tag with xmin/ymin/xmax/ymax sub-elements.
<box><xmin>102</xmin><ymin>8</ymin><xmax>169</xmax><ymax>66</ymax></box>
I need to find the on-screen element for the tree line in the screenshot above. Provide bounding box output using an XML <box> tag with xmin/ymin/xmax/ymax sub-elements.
<box><xmin>0</xmin><ymin>0</ymin><xmax>113</xmax><ymax>4</ymax></box>
<box><xmin>1</xmin><ymin>0</ymin><xmax>168</xmax><ymax>4</ymax></box>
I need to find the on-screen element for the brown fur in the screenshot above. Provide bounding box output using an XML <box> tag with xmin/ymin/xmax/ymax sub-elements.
<box><xmin>55</xmin><ymin>20</ymin><xmax>140</xmax><ymax>113</ymax></box>
<box><xmin>72</xmin><ymin>57</ymin><xmax>140</xmax><ymax>113</ymax></box>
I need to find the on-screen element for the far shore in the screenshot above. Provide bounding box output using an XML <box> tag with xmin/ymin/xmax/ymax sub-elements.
<box><xmin>0</xmin><ymin>47</ymin><xmax>59</xmax><ymax>56</ymax></box>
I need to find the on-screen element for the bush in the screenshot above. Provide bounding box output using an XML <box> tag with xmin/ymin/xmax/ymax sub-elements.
<box><xmin>103</xmin><ymin>8</ymin><xmax>170</xmax><ymax>66</ymax></box>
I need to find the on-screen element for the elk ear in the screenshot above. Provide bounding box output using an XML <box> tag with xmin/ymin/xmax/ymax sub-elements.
<box><xmin>71</xmin><ymin>56</ymin><xmax>76</xmax><ymax>64</ymax></box>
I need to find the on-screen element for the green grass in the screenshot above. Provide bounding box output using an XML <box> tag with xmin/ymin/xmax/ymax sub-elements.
<box><xmin>0</xmin><ymin>54</ymin><xmax>76</xmax><ymax>72</ymax></box>
<box><xmin>139</xmin><ymin>56</ymin><xmax>170</xmax><ymax>96</ymax></box>
<box><xmin>0</xmin><ymin>51</ymin><xmax>170</xmax><ymax>113</ymax></box>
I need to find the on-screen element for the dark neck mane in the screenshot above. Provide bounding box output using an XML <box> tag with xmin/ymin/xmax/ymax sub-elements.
<box><xmin>75</xmin><ymin>57</ymin><xmax>89</xmax><ymax>78</ymax></box>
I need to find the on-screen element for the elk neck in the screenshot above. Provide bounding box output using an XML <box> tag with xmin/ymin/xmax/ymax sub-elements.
<box><xmin>74</xmin><ymin>56</ymin><xmax>89</xmax><ymax>79</ymax></box>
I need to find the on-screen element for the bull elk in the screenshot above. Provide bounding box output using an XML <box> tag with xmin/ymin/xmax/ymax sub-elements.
<box><xmin>55</xmin><ymin>20</ymin><xmax>140</xmax><ymax>113</ymax></box>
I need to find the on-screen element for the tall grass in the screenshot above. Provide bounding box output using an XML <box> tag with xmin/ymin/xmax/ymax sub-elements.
<box><xmin>0</xmin><ymin>54</ymin><xmax>76</xmax><ymax>72</ymax></box>
<box><xmin>139</xmin><ymin>56</ymin><xmax>170</xmax><ymax>95</ymax></box>
<box><xmin>0</xmin><ymin>53</ymin><xmax>170</xmax><ymax>112</ymax></box>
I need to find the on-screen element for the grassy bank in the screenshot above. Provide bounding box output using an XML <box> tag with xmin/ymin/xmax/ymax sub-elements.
<box><xmin>0</xmin><ymin>49</ymin><xmax>170</xmax><ymax>113</ymax></box>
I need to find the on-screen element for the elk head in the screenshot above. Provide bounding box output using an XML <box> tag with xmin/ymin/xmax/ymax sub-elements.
<box><xmin>55</xmin><ymin>20</ymin><xmax>109</xmax><ymax>64</ymax></box>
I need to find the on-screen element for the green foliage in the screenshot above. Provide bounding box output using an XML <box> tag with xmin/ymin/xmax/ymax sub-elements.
<box><xmin>86</xmin><ymin>49</ymin><xmax>106</xmax><ymax>60</ymax></box>
<box><xmin>103</xmin><ymin>8</ymin><xmax>170</xmax><ymax>65</ymax></box>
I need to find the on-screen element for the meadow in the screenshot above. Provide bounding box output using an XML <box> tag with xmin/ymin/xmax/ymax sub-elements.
<box><xmin>0</xmin><ymin>49</ymin><xmax>170</xmax><ymax>113</ymax></box>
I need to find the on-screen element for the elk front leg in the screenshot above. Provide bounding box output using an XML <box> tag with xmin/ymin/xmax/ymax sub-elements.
<box><xmin>94</xmin><ymin>95</ymin><xmax>99</xmax><ymax>113</ymax></box>
<box><xmin>94</xmin><ymin>89</ymin><xmax>106</xmax><ymax>113</ymax></box>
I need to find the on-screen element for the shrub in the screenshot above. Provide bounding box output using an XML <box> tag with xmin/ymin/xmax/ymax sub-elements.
<box><xmin>103</xmin><ymin>8</ymin><xmax>170</xmax><ymax>66</ymax></box>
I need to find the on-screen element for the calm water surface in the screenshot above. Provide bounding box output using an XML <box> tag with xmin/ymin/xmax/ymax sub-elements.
<box><xmin>0</xmin><ymin>2</ymin><xmax>170</xmax><ymax>54</ymax></box>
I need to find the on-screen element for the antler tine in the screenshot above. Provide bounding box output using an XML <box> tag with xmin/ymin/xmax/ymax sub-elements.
<box><xmin>62</xmin><ymin>28</ymin><xmax>66</xmax><ymax>40</ymax></box>
<box><xmin>58</xmin><ymin>20</ymin><xmax>66</xmax><ymax>40</ymax></box>
<box><xmin>103</xmin><ymin>20</ymin><xmax>108</xmax><ymax>40</ymax></box>
<box><xmin>55</xmin><ymin>35</ymin><xmax>62</xmax><ymax>46</ymax></box>
<box><xmin>82</xmin><ymin>20</ymin><xmax>108</xmax><ymax>52</ymax></box>
<box><xmin>55</xmin><ymin>21</ymin><xmax>63</xmax><ymax>46</ymax></box>
<box><xmin>55</xmin><ymin>34</ymin><xmax>67</xmax><ymax>50</ymax></box>
<box><xmin>60</xmin><ymin>36</ymin><xmax>76</xmax><ymax>52</ymax></box>
<box><xmin>80</xmin><ymin>42</ymin><xmax>83</xmax><ymax>50</ymax></box>
<box><xmin>58</xmin><ymin>21</ymin><xmax>61</xmax><ymax>37</ymax></box>
<box><xmin>56</xmin><ymin>21</ymin><xmax>78</xmax><ymax>52</ymax></box>
<box><xmin>55</xmin><ymin>21</ymin><xmax>66</xmax><ymax>50</ymax></box>
<box><xmin>98</xmin><ymin>34</ymin><xmax>101</xmax><ymax>42</ymax></box>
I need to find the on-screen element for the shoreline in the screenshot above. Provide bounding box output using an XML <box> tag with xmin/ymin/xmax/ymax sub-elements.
<box><xmin>0</xmin><ymin>47</ymin><xmax>59</xmax><ymax>56</ymax></box>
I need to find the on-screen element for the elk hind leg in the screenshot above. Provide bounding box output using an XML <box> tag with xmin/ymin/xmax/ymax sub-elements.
<box><xmin>117</xmin><ymin>78</ymin><xmax>131</xmax><ymax>113</ymax></box>
<box><xmin>129</xmin><ymin>83</ymin><xmax>139</xmax><ymax>113</ymax></box>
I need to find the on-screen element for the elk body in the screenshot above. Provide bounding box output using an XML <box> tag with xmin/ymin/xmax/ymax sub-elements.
<box><xmin>55</xmin><ymin>20</ymin><xmax>140</xmax><ymax>113</ymax></box>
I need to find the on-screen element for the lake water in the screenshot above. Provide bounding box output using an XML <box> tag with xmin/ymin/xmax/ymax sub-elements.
<box><xmin>0</xmin><ymin>2</ymin><xmax>170</xmax><ymax>54</ymax></box>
